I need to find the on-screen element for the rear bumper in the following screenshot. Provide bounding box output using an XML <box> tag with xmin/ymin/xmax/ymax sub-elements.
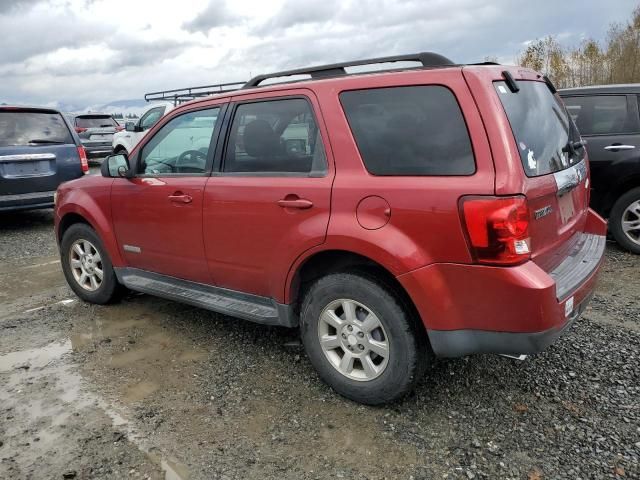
<box><xmin>398</xmin><ymin>209</ymin><xmax>607</xmax><ymax>357</ymax></box>
<box><xmin>0</xmin><ymin>190</ymin><xmax>55</xmax><ymax>211</ymax></box>
<box><xmin>82</xmin><ymin>142</ymin><xmax>112</xmax><ymax>158</ymax></box>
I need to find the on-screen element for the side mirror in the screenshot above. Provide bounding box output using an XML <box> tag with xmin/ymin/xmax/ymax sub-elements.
<box><xmin>101</xmin><ymin>154</ymin><xmax>132</xmax><ymax>178</ymax></box>
<box><xmin>125</xmin><ymin>121</ymin><xmax>136</xmax><ymax>132</ymax></box>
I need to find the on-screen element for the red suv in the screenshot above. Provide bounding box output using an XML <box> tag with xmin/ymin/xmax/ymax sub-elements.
<box><xmin>54</xmin><ymin>53</ymin><xmax>607</xmax><ymax>405</ymax></box>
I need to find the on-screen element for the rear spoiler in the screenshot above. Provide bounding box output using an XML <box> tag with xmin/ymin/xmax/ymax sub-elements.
<box><xmin>144</xmin><ymin>81</ymin><xmax>247</xmax><ymax>106</ymax></box>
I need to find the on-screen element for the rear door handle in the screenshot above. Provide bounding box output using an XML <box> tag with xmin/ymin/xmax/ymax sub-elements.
<box><xmin>277</xmin><ymin>197</ymin><xmax>313</xmax><ymax>209</ymax></box>
<box><xmin>168</xmin><ymin>193</ymin><xmax>192</xmax><ymax>204</ymax></box>
<box><xmin>604</xmin><ymin>144</ymin><xmax>635</xmax><ymax>151</ymax></box>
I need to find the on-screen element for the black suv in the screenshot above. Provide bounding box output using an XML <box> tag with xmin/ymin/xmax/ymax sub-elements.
<box><xmin>560</xmin><ymin>85</ymin><xmax>640</xmax><ymax>253</ymax></box>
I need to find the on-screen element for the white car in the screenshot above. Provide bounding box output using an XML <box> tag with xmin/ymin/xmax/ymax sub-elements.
<box><xmin>112</xmin><ymin>102</ymin><xmax>174</xmax><ymax>155</ymax></box>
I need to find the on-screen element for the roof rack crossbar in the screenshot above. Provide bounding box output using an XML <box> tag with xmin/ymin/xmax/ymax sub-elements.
<box><xmin>144</xmin><ymin>81</ymin><xmax>247</xmax><ymax>105</ymax></box>
<box><xmin>243</xmin><ymin>52</ymin><xmax>455</xmax><ymax>88</ymax></box>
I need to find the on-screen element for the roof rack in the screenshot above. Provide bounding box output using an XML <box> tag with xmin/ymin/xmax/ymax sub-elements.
<box><xmin>243</xmin><ymin>52</ymin><xmax>455</xmax><ymax>88</ymax></box>
<box><xmin>144</xmin><ymin>81</ymin><xmax>247</xmax><ymax>105</ymax></box>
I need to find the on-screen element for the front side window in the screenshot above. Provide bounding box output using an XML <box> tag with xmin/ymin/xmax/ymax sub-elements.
<box><xmin>562</xmin><ymin>95</ymin><xmax>638</xmax><ymax>136</ymax></box>
<box><xmin>139</xmin><ymin>108</ymin><xmax>220</xmax><ymax>175</ymax></box>
<box><xmin>496</xmin><ymin>80</ymin><xmax>584</xmax><ymax>177</ymax></box>
<box><xmin>224</xmin><ymin>98</ymin><xmax>327</xmax><ymax>175</ymax></box>
<box><xmin>340</xmin><ymin>86</ymin><xmax>475</xmax><ymax>176</ymax></box>
<box><xmin>140</xmin><ymin>107</ymin><xmax>166</xmax><ymax>130</ymax></box>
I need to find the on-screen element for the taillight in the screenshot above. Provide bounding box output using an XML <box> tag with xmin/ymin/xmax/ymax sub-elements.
<box><xmin>460</xmin><ymin>195</ymin><xmax>531</xmax><ymax>266</ymax></box>
<box><xmin>75</xmin><ymin>127</ymin><xmax>87</xmax><ymax>133</ymax></box>
<box><xmin>77</xmin><ymin>146</ymin><xmax>89</xmax><ymax>174</ymax></box>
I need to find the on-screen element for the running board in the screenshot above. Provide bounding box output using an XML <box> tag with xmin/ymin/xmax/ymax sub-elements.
<box><xmin>114</xmin><ymin>268</ymin><xmax>296</xmax><ymax>327</ymax></box>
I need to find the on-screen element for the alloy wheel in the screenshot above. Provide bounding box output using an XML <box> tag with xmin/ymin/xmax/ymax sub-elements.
<box><xmin>622</xmin><ymin>199</ymin><xmax>640</xmax><ymax>246</ymax></box>
<box><xmin>317</xmin><ymin>299</ymin><xmax>390</xmax><ymax>381</ymax></box>
<box><xmin>69</xmin><ymin>239</ymin><xmax>103</xmax><ymax>291</ymax></box>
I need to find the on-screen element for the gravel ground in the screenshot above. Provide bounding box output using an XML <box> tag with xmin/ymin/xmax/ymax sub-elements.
<box><xmin>0</xmin><ymin>208</ymin><xmax>638</xmax><ymax>479</ymax></box>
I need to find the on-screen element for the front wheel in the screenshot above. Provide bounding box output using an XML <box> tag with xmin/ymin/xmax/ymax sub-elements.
<box><xmin>609</xmin><ymin>187</ymin><xmax>640</xmax><ymax>254</ymax></box>
<box><xmin>300</xmin><ymin>272</ymin><xmax>428</xmax><ymax>405</ymax></box>
<box><xmin>60</xmin><ymin>223</ymin><xmax>122</xmax><ymax>304</ymax></box>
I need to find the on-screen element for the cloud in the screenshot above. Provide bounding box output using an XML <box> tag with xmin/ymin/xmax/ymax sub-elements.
<box><xmin>0</xmin><ymin>0</ymin><xmax>43</xmax><ymax>14</ymax></box>
<box><xmin>182</xmin><ymin>0</ymin><xmax>243</xmax><ymax>33</ymax></box>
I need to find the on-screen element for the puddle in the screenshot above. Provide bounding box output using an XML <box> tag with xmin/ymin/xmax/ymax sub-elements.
<box><xmin>0</xmin><ymin>338</ymin><xmax>190</xmax><ymax>479</ymax></box>
<box><xmin>0</xmin><ymin>339</ymin><xmax>71</xmax><ymax>372</ymax></box>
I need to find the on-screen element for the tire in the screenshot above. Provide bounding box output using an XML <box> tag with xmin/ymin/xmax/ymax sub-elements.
<box><xmin>300</xmin><ymin>272</ymin><xmax>429</xmax><ymax>405</ymax></box>
<box><xmin>609</xmin><ymin>187</ymin><xmax>640</xmax><ymax>254</ymax></box>
<box><xmin>114</xmin><ymin>146</ymin><xmax>128</xmax><ymax>156</ymax></box>
<box><xmin>60</xmin><ymin>223</ymin><xmax>122</xmax><ymax>304</ymax></box>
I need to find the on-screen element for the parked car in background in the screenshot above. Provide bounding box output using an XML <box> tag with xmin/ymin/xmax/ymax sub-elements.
<box><xmin>560</xmin><ymin>85</ymin><xmax>640</xmax><ymax>254</ymax></box>
<box><xmin>112</xmin><ymin>102</ymin><xmax>173</xmax><ymax>155</ymax></box>
<box><xmin>55</xmin><ymin>53</ymin><xmax>606</xmax><ymax>405</ymax></box>
<box><xmin>0</xmin><ymin>106</ymin><xmax>88</xmax><ymax>212</ymax></box>
<box><xmin>67</xmin><ymin>113</ymin><xmax>121</xmax><ymax>161</ymax></box>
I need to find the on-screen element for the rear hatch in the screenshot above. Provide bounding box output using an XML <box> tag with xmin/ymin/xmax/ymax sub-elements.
<box><xmin>74</xmin><ymin>114</ymin><xmax>119</xmax><ymax>148</ymax></box>
<box><xmin>0</xmin><ymin>108</ymin><xmax>82</xmax><ymax>195</ymax></box>
<box><xmin>491</xmin><ymin>75</ymin><xmax>590</xmax><ymax>272</ymax></box>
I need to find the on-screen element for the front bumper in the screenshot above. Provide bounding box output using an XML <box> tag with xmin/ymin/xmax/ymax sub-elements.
<box><xmin>398</xmin><ymin>209</ymin><xmax>607</xmax><ymax>358</ymax></box>
<box><xmin>0</xmin><ymin>190</ymin><xmax>55</xmax><ymax>211</ymax></box>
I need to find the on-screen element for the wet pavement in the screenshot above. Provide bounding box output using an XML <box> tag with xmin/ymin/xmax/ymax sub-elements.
<box><xmin>0</xmin><ymin>209</ymin><xmax>639</xmax><ymax>479</ymax></box>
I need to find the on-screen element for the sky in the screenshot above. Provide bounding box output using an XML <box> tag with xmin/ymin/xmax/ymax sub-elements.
<box><xmin>0</xmin><ymin>0</ymin><xmax>637</xmax><ymax>111</ymax></box>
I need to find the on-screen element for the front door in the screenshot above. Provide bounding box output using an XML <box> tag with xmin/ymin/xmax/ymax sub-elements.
<box><xmin>111</xmin><ymin>104</ymin><xmax>226</xmax><ymax>283</ymax></box>
<box><xmin>203</xmin><ymin>91</ymin><xmax>334</xmax><ymax>300</ymax></box>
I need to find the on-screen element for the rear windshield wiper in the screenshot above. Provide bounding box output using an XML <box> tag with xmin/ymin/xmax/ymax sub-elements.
<box><xmin>28</xmin><ymin>139</ymin><xmax>65</xmax><ymax>144</ymax></box>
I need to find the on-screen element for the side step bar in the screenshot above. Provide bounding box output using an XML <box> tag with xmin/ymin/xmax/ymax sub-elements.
<box><xmin>114</xmin><ymin>268</ymin><xmax>297</xmax><ymax>328</ymax></box>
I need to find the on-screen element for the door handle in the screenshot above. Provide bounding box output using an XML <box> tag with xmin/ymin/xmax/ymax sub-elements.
<box><xmin>277</xmin><ymin>197</ymin><xmax>313</xmax><ymax>209</ymax></box>
<box><xmin>604</xmin><ymin>144</ymin><xmax>635</xmax><ymax>151</ymax></box>
<box><xmin>168</xmin><ymin>193</ymin><xmax>193</xmax><ymax>204</ymax></box>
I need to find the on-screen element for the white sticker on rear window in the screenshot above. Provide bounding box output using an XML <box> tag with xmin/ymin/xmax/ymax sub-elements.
<box><xmin>498</xmin><ymin>85</ymin><xmax>508</xmax><ymax>94</ymax></box>
<box><xmin>527</xmin><ymin>149</ymin><xmax>537</xmax><ymax>170</ymax></box>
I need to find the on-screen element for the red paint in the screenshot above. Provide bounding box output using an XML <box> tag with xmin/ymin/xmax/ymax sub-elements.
<box><xmin>55</xmin><ymin>63</ymin><xmax>607</xmax><ymax>343</ymax></box>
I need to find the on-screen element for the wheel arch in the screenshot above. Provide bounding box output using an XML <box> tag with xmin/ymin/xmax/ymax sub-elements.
<box><xmin>604</xmin><ymin>174</ymin><xmax>640</xmax><ymax>217</ymax></box>
<box><xmin>286</xmin><ymin>249</ymin><xmax>426</xmax><ymax>334</ymax></box>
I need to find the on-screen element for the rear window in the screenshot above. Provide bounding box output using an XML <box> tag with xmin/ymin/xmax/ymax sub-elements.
<box><xmin>495</xmin><ymin>80</ymin><xmax>584</xmax><ymax>177</ymax></box>
<box><xmin>340</xmin><ymin>86</ymin><xmax>476</xmax><ymax>176</ymax></box>
<box><xmin>0</xmin><ymin>111</ymin><xmax>74</xmax><ymax>147</ymax></box>
<box><xmin>75</xmin><ymin>116</ymin><xmax>117</xmax><ymax>128</ymax></box>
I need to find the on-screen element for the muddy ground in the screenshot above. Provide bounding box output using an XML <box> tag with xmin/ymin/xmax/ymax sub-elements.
<box><xmin>0</xmin><ymin>208</ymin><xmax>638</xmax><ymax>480</ymax></box>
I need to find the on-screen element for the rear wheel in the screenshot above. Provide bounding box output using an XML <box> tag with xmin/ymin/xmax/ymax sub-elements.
<box><xmin>60</xmin><ymin>223</ymin><xmax>122</xmax><ymax>304</ymax></box>
<box><xmin>610</xmin><ymin>187</ymin><xmax>640</xmax><ymax>254</ymax></box>
<box><xmin>300</xmin><ymin>272</ymin><xmax>428</xmax><ymax>405</ymax></box>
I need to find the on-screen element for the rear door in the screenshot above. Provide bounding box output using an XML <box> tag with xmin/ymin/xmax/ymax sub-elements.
<box><xmin>490</xmin><ymin>78</ymin><xmax>590</xmax><ymax>271</ymax></box>
<box><xmin>202</xmin><ymin>90</ymin><xmax>333</xmax><ymax>299</ymax></box>
<box><xmin>561</xmin><ymin>94</ymin><xmax>640</xmax><ymax>213</ymax></box>
<box><xmin>0</xmin><ymin>109</ymin><xmax>81</xmax><ymax>195</ymax></box>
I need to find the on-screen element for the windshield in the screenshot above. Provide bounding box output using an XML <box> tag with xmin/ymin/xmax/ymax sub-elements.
<box><xmin>0</xmin><ymin>111</ymin><xmax>74</xmax><ymax>147</ymax></box>
<box><xmin>76</xmin><ymin>116</ymin><xmax>117</xmax><ymax>128</ymax></box>
<box><xmin>495</xmin><ymin>80</ymin><xmax>584</xmax><ymax>177</ymax></box>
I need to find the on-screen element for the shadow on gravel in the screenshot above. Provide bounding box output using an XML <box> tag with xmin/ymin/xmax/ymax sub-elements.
<box><xmin>0</xmin><ymin>208</ymin><xmax>54</xmax><ymax>231</ymax></box>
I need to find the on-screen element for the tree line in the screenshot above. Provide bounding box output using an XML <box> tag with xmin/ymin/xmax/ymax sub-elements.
<box><xmin>518</xmin><ymin>5</ymin><xmax>640</xmax><ymax>88</ymax></box>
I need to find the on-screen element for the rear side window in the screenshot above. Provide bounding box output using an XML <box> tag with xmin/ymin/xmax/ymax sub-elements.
<box><xmin>340</xmin><ymin>86</ymin><xmax>475</xmax><ymax>176</ymax></box>
<box><xmin>562</xmin><ymin>95</ymin><xmax>639</xmax><ymax>136</ymax></box>
<box><xmin>223</xmin><ymin>98</ymin><xmax>327</xmax><ymax>176</ymax></box>
<box><xmin>495</xmin><ymin>80</ymin><xmax>583</xmax><ymax>177</ymax></box>
<box><xmin>75</xmin><ymin>116</ymin><xmax>117</xmax><ymax>128</ymax></box>
<box><xmin>0</xmin><ymin>111</ymin><xmax>73</xmax><ymax>147</ymax></box>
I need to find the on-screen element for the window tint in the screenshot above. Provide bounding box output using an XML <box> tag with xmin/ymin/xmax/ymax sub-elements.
<box><xmin>0</xmin><ymin>111</ymin><xmax>73</xmax><ymax>146</ymax></box>
<box><xmin>140</xmin><ymin>107</ymin><xmax>166</xmax><ymax>130</ymax></box>
<box><xmin>339</xmin><ymin>86</ymin><xmax>475</xmax><ymax>176</ymax></box>
<box><xmin>75</xmin><ymin>116</ymin><xmax>117</xmax><ymax>128</ymax></box>
<box><xmin>562</xmin><ymin>95</ymin><xmax>638</xmax><ymax>136</ymax></box>
<box><xmin>139</xmin><ymin>108</ymin><xmax>220</xmax><ymax>175</ymax></box>
<box><xmin>495</xmin><ymin>81</ymin><xmax>583</xmax><ymax>177</ymax></box>
<box><xmin>224</xmin><ymin>98</ymin><xmax>327</xmax><ymax>175</ymax></box>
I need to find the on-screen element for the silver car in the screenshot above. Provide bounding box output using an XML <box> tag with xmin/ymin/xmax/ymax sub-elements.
<box><xmin>67</xmin><ymin>113</ymin><xmax>121</xmax><ymax>161</ymax></box>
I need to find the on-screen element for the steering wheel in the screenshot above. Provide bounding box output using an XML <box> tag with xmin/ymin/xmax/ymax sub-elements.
<box><xmin>177</xmin><ymin>149</ymin><xmax>207</xmax><ymax>166</ymax></box>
